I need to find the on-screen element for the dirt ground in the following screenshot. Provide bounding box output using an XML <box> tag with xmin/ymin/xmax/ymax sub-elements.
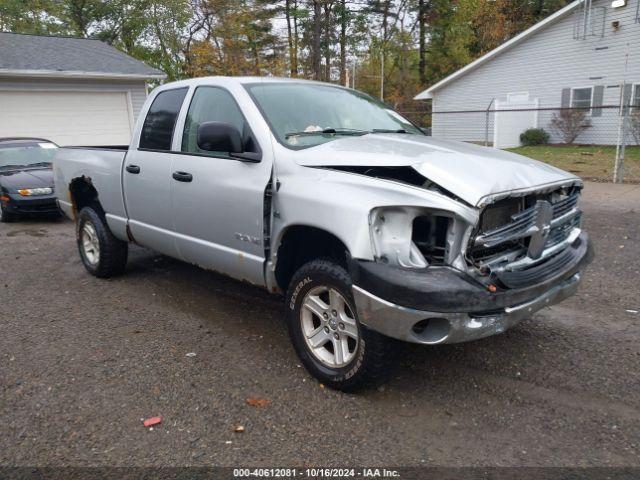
<box><xmin>1</xmin><ymin>182</ymin><xmax>639</xmax><ymax>467</ymax></box>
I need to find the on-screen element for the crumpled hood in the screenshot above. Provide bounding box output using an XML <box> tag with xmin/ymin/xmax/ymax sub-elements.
<box><xmin>293</xmin><ymin>134</ymin><xmax>580</xmax><ymax>206</ymax></box>
<box><xmin>0</xmin><ymin>167</ymin><xmax>54</xmax><ymax>191</ymax></box>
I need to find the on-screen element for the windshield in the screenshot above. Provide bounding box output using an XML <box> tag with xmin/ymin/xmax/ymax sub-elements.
<box><xmin>0</xmin><ymin>141</ymin><xmax>58</xmax><ymax>170</ymax></box>
<box><xmin>245</xmin><ymin>83</ymin><xmax>422</xmax><ymax>149</ymax></box>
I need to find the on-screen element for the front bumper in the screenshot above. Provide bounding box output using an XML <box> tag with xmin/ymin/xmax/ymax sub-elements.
<box><xmin>350</xmin><ymin>232</ymin><xmax>593</xmax><ymax>344</ymax></box>
<box><xmin>2</xmin><ymin>193</ymin><xmax>60</xmax><ymax>215</ymax></box>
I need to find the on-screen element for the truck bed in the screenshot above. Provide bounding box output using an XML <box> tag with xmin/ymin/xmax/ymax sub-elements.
<box><xmin>53</xmin><ymin>146</ymin><xmax>129</xmax><ymax>239</ymax></box>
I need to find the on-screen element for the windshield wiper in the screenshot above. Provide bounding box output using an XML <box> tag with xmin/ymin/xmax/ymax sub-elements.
<box><xmin>285</xmin><ymin>127</ymin><xmax>369</xmax><ymax>139</ymax></box>
<box><xmin>0</xmin><ymin>162</ymin><xmax>51</xmax><ymax>171</ymax></box>
<box><xmin>0</xmin><ymin>164</ymin><xmax>27</xmax><ymax>171</ymax></box>
<box><xmin>371</xmin><ymin>128</ymin><xmax>411</xmax><ymax>134</ymax></box>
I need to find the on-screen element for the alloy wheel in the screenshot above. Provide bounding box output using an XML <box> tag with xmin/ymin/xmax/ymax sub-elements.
<box><xmin>81</xmin><ymin>222</ymin><xmax>100</xmax><ymax>265</ymax></box>
<box><xmin>300</xmin><ymin>286</ymin><xmax>359</xmax><ymax>368</ymax></box>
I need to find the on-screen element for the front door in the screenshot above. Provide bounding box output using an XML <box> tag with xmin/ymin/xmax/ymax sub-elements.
<box><xmin>170</xmin><ymin>86</ymin><xmax>272</xmax><ymax>286</ymax></box>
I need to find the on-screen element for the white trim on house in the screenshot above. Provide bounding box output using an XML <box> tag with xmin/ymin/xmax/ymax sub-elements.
<box><xmin>0</xmin><ymin>69</ymin><xmax>166</xmax><ymax>80</ymax></box>
<box><xmin>414</xmin><ymin>0</ymin><xmax>584</xmax><ymax>100</ymax></box>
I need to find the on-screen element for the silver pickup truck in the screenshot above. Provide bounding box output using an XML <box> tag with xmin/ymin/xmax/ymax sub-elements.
<box><xmin>54</xmin><ymin>77</ymin><xmax>593</xmax><ymax>390</ymax></box>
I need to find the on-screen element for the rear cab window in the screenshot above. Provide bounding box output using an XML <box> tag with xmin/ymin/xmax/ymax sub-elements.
<box><xmin>139</xmin><ymin>87</ymin><xmax>188</xmax><ymax>151</ymax></box>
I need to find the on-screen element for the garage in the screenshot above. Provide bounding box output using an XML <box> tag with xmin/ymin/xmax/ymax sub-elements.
<box><xmin>0</xmin><ymin>32</ymin><xmax>165</xmax><ymax>146</ymax></box>
<box><xmin>0</xmin><ymin>91</ymin><xmax>133</xmax><ymax>145</ymax></box>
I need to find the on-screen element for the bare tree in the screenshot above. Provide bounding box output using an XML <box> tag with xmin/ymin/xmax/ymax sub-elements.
<box><xmin>285</xmin><ymin>0</ymin><xmax>298</xmax><ymax>76</ymax></box>
<box><xmin>550</xmin><ymin>109</ymin><xmax>592</xmax><ymax>144</ymax></box>
<box><xmin>338</xmin><ymin>0</ymin><xmax>347</xmax><ymax>85</ymax></box>
<box><xmin>323</xmin><ymin>0</ymin><xmax>335</xmax><ymax>81</ymax></box>
<box><xmin>311</xmin><ymin>0</ymin><xmax>322</xmax><ymax>80</ymax></box>
<box><xmin>418</xmin><ymin>0</ymin><xmax>426</xmax><ymax>85</ymax></box>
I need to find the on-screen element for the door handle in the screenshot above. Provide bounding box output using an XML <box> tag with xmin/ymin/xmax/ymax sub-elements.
<box><xmin>126</xmin><ymin>164</ymin><xmax>141</xmax><ymax>174</ymax></box>
<box><xmin>172</xmin><ymin>171</ymin><xmax>193</xmax><ymax>182</ymax></box>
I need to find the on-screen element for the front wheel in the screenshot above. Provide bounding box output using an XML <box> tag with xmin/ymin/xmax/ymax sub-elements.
<box><xmin>285</xmin><ymin>259</ymin><xmax>393</xmax><ymax>391</ymax></box>
<box><xmin>0</xmin><ymin>204</ymin><xmax>16</xmax><ymax>223</ymax></box>
<box><xmin>77</xmin><ymin>205</ymin><xmax>128</xmax><ymax>278</ymax></box>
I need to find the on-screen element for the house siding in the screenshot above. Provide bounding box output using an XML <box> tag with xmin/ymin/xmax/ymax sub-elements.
<box><xmin>430</xmin><ymin>0</ymin><xmax>640</xmax><ymax>145</ymax></box>
<box><xmin>0</xmin><ymin>77</ymin><xmax>148</xmax><ymax>120</ymax></box>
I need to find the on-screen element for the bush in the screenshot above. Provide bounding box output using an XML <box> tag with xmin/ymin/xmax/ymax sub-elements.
<box><xmin>520</xmin><ymin>128</ymin><xmax>550</xmax><ymax>146</ymax></box>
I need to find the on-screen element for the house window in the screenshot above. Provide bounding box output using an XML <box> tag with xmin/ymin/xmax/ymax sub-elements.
<box><xmin>633</xmin><ymin>84</ymin><xmax>640</xmax><ymax>107</ymax></box>
<box><xmin>571</xmin><ymin>87</ymin><xmax>593</xmax><ymax>111</ymax></box>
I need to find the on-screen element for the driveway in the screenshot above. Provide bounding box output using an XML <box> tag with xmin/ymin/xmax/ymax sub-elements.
<box><xmin>1</xmin><ymin>182</ymin><xmax>639</xmax><ymax>467</ymax></box>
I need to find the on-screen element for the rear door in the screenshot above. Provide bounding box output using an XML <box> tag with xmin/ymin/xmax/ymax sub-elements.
<box><xmin>123</xmin><ymin>87</ymin><xmax>188</xmax><ymax>257</ymax></box>
<box><xmin>170</xmin><ymin>85</ymin><xmax>272</xmax><ymax>285</ymax></box>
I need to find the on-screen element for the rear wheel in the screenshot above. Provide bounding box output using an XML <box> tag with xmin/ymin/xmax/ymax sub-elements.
<box><xmin>77</xmin><ymin>206</ymin><xmax>128</xmax><ymax>278</ymax></box>
<box><xmin>285</xmin><ymin>259</ymin><xmax>393</xmax><ymax>391</ymax></box>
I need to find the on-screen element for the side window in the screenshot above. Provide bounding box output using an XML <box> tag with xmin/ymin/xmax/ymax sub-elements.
<box><xmin>139</xmin><ymin>87</ymin><xmax>188</xmax><ymax>151</ymax></box>
<box><xmin>181</xmin><ymin>87</ymin><xmax>253</xmax><ymax>156</ymax></box>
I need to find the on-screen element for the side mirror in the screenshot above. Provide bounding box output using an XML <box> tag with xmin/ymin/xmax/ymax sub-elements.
<box><xmin>197</xmin><ymin>121</ymin><xmax>243</xmax><ymax>153</ymax></box>
<box><xmin>196</xmin><ymin>121</ymin><xmax>261</xmax><ymax>162</ymax></box>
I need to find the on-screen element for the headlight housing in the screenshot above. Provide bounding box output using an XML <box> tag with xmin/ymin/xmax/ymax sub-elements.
<box><xmin>369</xmin><ymin>207</ymin><xmax>451</xmax><ymax>269</ymax></box>
<box><xmin>17</xmin><ymin>187</ymin><xmax>53</xmax><ymax>196</ymax></box>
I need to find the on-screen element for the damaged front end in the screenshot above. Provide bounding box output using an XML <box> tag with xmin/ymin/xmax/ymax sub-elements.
<box><xmin>348</xmin><ymin>175</ymin><xmax>592</xmax><ymax>346</ymax></box>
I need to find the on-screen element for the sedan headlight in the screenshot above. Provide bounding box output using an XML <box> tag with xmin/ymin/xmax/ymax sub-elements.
<box><xmin>370</xmin><ymin>207</ymin><xmax>451</xmax><ymax>269</ymax></box>
<box><xmin>17</xmin><ymin>187</ymin><xmax>53</xmax><ymax>196</ymax></box>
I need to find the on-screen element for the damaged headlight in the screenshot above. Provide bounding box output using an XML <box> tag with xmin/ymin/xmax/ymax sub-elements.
<box><xmin>369</xmin><ymin>207</ymin><xmax>451</xmax><ymax>269</ymax></box>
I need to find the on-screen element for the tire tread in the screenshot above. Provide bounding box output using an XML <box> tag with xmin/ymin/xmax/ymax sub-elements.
<box><xmin>77</xmin><ymin>205</ymin><xmax>128</xmax><ymax>278</ymax></box>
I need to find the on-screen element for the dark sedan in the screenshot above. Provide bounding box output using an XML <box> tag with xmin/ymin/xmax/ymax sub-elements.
<box><xmin>0</xmin><ymin>138</ymin><xmax>61</xmax><ymax>222</ymax></box>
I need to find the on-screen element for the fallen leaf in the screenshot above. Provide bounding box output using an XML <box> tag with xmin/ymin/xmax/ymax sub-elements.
<box><xmin>246</xmin><ymin>397</ymin><xmax>269</xmax><ymax>408</ymax></box>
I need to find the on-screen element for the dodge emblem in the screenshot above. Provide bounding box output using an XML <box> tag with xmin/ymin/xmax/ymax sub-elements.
<box><xmin>527</xmin><ymin>200</ymin><xmax>554</xmax><ymax>259</ymax></box>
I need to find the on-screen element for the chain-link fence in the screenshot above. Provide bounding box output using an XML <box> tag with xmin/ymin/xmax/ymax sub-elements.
<box><xmin>425</xmin><ymin>104</ymin><xmax>640</xmax><ymax>183</ymax></box>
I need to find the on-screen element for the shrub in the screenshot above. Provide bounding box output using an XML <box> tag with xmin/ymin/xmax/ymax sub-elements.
<box><xmin>549</xmin><ymin>109</ymin><xmax>592</xmax><ymax>144</ymax></box>
<box><xmin>520</xmin><ymin>128</ymin><xmax>550</xmax><ymax>146</ymax></box>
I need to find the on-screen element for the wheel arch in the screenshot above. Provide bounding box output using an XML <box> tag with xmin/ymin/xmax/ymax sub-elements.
<box><xmin>272</xmin><ymin>224</ymin><xmax>352</xmax><ymax>293</ymax></box>
<box><xmin>68</xmin><ymin>176</ymin><xmax>101</xmax><ymax>219</ymax></box>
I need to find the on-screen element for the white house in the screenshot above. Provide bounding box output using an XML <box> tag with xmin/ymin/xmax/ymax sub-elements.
<box><xmin>0</xmin><ymin>33</ymin><xmax>166</xmax><ymax>146</ymax></box>
<box><xmin>415</xmin><ymin>0</ymin><xmax>640</xmax><ymax>148</ymax></box>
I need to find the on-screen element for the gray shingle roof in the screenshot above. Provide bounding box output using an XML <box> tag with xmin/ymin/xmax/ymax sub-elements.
<box><xmin>0</xmin><ymin>32</ymin><xmax>166</xmax><ymax>78</ymax></box>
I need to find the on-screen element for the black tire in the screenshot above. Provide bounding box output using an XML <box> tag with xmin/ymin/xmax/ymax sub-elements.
<box><xmin>77</xmin><ymin>205</ymin><xmax>128</xmax><ymax>278</ymax></box>
<box><xmin>0</xmin><ymin>204</ymin><xmax>16</xmax><ymax>223</ymax></box>
<box><xmin>285</xmin><ymin>259</ymin><xmax>393</xmax><ymax>392</ymax></box>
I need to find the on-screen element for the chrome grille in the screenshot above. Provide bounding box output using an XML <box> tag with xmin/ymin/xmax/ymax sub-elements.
<box><xmin>474</xmin><ymin>207</ymin><xmax>537</xmax><ymax>248</ymax></box>
<box><xmin>552</xmin><ymin>193</ymin><xmax>580</xmax><ymax>218</ymax></box>
<box><xmin>469</xmin><ymin>188</ymin><xmax>582</xmax><ymax>279</ymax></box>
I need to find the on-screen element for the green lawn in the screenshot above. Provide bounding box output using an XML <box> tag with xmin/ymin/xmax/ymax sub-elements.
<box><xmin>507</xmin><ymin>145</ymin><xmax>640</xmax><ymax>183</ymax></box>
